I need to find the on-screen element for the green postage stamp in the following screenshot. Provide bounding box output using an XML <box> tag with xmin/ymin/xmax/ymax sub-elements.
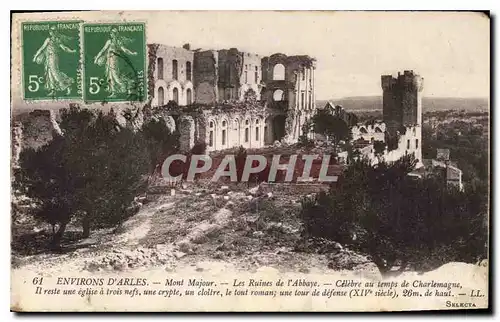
<box><xmin>22</xmin><ymin>21</ymin><xmax>82</xmax><ymax>100</ymax></box>
<box><xmin>83</xmin><ymin>23</ymin><xmax>146</xmax><ymax>102</ymax></box>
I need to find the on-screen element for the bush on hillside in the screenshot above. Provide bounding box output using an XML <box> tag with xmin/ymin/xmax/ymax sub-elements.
<box><xmin>16</xmin><ymin>106</ymin><xmax>178</xmax><ymax>248</ymax></box>
<box><xmin>300</xmin><ymin>154</ymin><xmax>488</xmax><ymax>275</ymax></box>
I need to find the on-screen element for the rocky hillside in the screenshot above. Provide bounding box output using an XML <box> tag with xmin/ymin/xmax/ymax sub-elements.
<box><xmin>11</xmin><ymin>182</ymin><xmax>381</xmax><ymax>278</ymax></box>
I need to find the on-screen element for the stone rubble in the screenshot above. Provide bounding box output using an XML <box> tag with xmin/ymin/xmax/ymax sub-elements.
<box><xmin>83</xmin><ymin>245</ymin><xmax>176</xmax><ymax>272</ymax></box>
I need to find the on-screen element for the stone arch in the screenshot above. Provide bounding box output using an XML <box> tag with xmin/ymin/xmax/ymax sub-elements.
<box><xmin>360</xmin><ymin>127</ymin><xmax>368</xmax><ymax>134</ymax></box>
<box><xmin>254</xmin><ymin>115</ymin><xmax>264</xmax><ymax>145</ymax></box>
<box><xmin>272</xmin><ymin>115</ymin><xmax>286</xmax><ymax>142</ymax></box>
<box><xmin>273</xmin><ymin>64</ymin><xmax>285</xmax><ymax>80</ymax></box>
<box><xmin>243</xmin><ymin>117</ymin><xmax>251</xmax><ymax>146</ymax></box>
<box><xmin>232</xmin><ymin>118</ymin><xmax>240</xmax><ymax>147</ymax></box>
<box><xmin>186</xmin><ymin>88</ymin><xmax>193</xmax><ymax>105</ymax></box>
<box><xmin>157</xmin><ymin>86</ymin><xmax>165</xmax><ymax>106</ymax></box>
<box><xmin>375</xmin><ymin>126</ymin><xmax>382</xmax><ymax>133</ymax></box>
<box><xmin>207</xmin><ymin>118</ymin><xmax>217</xmax><ymax>150</ymax></box>
<box><xmin>273</xmin><ymin>89</ymin><xmax>284</xmax><ymax>101</ymax></box>
<box><xmin>173</xmin><ymin>87</ymin><xmax>179</xmax><ymax>104</ymax></box>
<box><xmin>220</xmin><ymin>117</ymin><xmax>229</xmax><ymax>147</ymax></box>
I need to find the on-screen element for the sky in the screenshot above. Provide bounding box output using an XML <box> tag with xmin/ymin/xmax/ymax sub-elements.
<box><xmin>143</xmin><ymin>11</ymin><xmax>490</xmax><ymax>100</ymax></box>
<box><xmin>12</xmin><ymin>11</ymin><xmax>490</xmax><ymax>103</ymax></box>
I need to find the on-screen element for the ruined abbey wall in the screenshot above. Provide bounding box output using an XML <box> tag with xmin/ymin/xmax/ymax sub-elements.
<box><xmin>12</xmin><ymin>43</ymin><xmax>318</xmax><ymax>159</ymax></box>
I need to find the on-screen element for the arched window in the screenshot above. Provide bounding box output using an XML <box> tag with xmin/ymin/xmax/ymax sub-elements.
<box><xmin>273</xmin><ymin>64</ymin><xmax>285</xmax><ymax>80</ymax></box>
<box><xmin>157</xmin><ymin>58</ymin><xmax>164</xmax><ymax>80</ymax></box>
<box><xmin>186</xmin><ymin>61</ymin><xmax>192</xmax><ymax>81</ymax></box>
<box><xmin>360</xmin><ymin>127</ymin><xmax>368</xmax><ymax>134</ymax></box>
<box><xmin>173</xmin><ymin>88</ymin><xmax>179</xmax><ymax>104</ymax></box>
<box><xmin>244</xmin><ymin>119</ymin><xmax>250</xmax><ymax>143</ymax></box>
<box><xmin>221</xmin><ymin>120</ymin><xmax>228</xmax><ymax>146</ymax></box>
<box><xmin>375</xmin><ymin>127</ymin><xmax>382</xmax><ymax>133</ymax></box>
<box><xmin>186</xmin><ymin>88</ymin><xmax>192</xmax><ymax>105</ymax></box>
<box><xmin>158</xmin><ymin>87</ymin><xmax>164</xmax><ymax>106</ymax></box>
<box><xmin>209</xmin><ymin>121</ymin><xmax>214</xmax><ymax>147</ymax></box>
<box><xmin>273</xmin><ymin>89</ymin><xmax>284</xmax><ymax>101</ymax></box>
<box><xmin>172</xmin><ymin>60</ymin><xmax>178</xmax><ymax>80</ymax></box>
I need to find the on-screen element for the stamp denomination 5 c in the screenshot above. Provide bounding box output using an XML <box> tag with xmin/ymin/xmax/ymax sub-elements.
<box><xmin>22</xmin><ymin>21</ymin><xmax>82</xmax><ymax>100</ymax></box>
<box><xmin>83</xmin><ymin>23</ymin><xmax>146</xmax><ymax>103</ymax></box>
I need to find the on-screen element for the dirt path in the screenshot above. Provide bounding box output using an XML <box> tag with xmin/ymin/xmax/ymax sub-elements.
<box><xmin>10</xmin><ymin>187</ymin><xmax>388</xmax><ymax>280</ymax></box>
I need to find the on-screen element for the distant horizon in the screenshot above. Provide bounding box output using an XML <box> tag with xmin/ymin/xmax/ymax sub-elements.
<box><xmin>11</xmin><ymin>95</ymin><xmax>489</xmax><ymax>115</ymax></box>
<box><xmin>321</xmin><ymin>95</ymin><xmax>489</xmax><ymax>101</ymax></box>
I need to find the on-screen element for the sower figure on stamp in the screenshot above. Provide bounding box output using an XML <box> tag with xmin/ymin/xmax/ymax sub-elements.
<box><xmin>93</xmin><ymin>28</ymin><xmax>137</xmax><ymax>98</ymax></box>
<box><xmin>33</xmin><ymin>26</ymin><xmax>76</xmax><ymax>97</ymax></box>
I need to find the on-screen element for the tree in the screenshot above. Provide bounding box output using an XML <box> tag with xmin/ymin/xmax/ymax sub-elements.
<box><xmin>141</xmin><ymin>117</ymin><xmax>180</xmax><ymax>175</ymax></box>
<box><xmin>17</xmin><ymin>135</ymin><xmax>73</xmax><ymax>247</ymax></box>
<box><xmin>373</xmin><ymin>140</ymin><xmax>386</xmax><ymax>160</ymax></box>
<box><xmin>297</xmin><ymin>119</ymin><xmax>314</xmax><ymax>148</ymax></box>
<box><xmin>311</xmin><ymin>108</ymin><xmax>352</xmax><ymax>147</ymax></box>
<box><xmin>16</xmin><ymin>106</ymin><xmax>176</xmax><ymax>247</ymax></box>
<box><xmin>300</xmin><ymin>154</ymin><xmax>488</xmax><ymax>275</ymax></box>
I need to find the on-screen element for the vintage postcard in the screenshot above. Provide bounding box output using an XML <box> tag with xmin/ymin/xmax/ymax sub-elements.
<box><xmin>10</xmin><ymin>11</ymin><xmax>490</xmax><ymax>312</ymax></box>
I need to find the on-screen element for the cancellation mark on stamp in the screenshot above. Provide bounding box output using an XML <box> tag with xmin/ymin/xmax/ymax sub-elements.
<box><xmin>83</xmin><ymin>22</ymin><xmax>146</xmax><ymax>103</ymax></box>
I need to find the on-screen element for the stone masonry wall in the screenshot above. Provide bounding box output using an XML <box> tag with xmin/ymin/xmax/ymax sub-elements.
<box><xmin>193</xmin><ymin>50</ymin><xmax>219</xmax><ymax>104</ymax></box>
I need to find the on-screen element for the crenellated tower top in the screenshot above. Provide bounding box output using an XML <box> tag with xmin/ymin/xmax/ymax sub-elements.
<box><xmin>381</xmin><ymin>70</ymin><xmax>424</xmax><ymax>133</ymax></box>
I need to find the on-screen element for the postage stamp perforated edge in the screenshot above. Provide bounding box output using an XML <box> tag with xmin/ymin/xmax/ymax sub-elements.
<box><xmin>82</xmin><ymin>21</ymin><xmax>147</xmax><ymax>103</ymax></box>
<box><xmin>20</xmin><ymin>20</ymin><xmax>83</xmax><ymax>101</ymax></box>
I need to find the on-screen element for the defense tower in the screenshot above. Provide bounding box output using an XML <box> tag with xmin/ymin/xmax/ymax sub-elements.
<box><xmin>381</xmin><ymin>70</ymin><xmax>423</xmax><ymax>134</ymax></box>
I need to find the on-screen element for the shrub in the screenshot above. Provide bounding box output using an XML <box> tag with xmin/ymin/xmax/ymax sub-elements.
<box><xmin>300</xmin><ymin>154</ymin><xmax>488</xmax><ymax>275</ymax></box>
<box><xmin>16</xmin><ymin>106</ymin><xmax>178</xmax><ymax>248</ymax></box>
<box><xmin>373</xmin><ymin>140</ymin><xmax>386</xmax><ymax>157</ymax></box>
<box><xmin>311</xmin><ymin>108</ymin><xmax>352</xmax><ymax>146</ymax></box>
<box><xmin>141</xmin><ymin>117</ymin><xmax>180</xmax><ymax>175</ymax></box>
